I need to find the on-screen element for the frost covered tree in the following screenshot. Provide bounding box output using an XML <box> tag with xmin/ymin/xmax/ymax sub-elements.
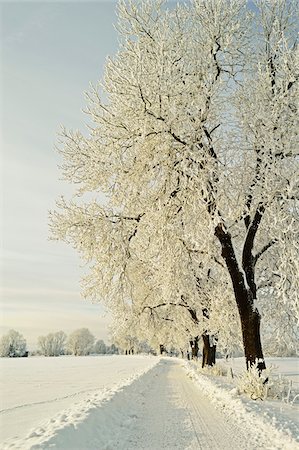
<box><xmin>110</xmin><ymin>310</ymin><xmax>148</xmax><ymax>354</ymax></box>
<box><xmin>50</xmin><ymin>0</ymin><xmax>298</xmax><ymax>370</ymax></box>
<box><xmin>93</xmin><ymin>339</ymin><xmax>107</xmax><ymax>354</ymax></box>
<box><xmin>37</xmin><ymin>331</ymin><xmax>67</xmax><ymax>357</ymax></box>
<box><xmin>0</xmin><ymin>329</ymin><xmax>27</xmax><ymax>357</ymax></box>
<box><xmin>67</xmin><ymin>328</ymin><xmax>95</xmax><ymax>356</ymax></box>
<box><xmin>215</xmin><ymin>0</ymin><xmax>299</xmax><ymax>368</ymax></box>
<box><xmin>106</xmin><ymin>343</ymin><xmax>119</xmax><ymax>354</ymax></box>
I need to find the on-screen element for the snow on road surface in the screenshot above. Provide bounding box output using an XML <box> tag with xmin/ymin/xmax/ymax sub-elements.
<box><xmin>1</xmin><ymin>358</ymin><xmax>252</xmax><ymax>449</ymax></box>
<box><xmin>185</xmin><ymin>360</ymin><xmax>299</xmax><ymax>450</ymax></box>
<box><xmin>2</xmin><ymin>356</ymin><xmax>298</xmax><ymax>449</ymax></box>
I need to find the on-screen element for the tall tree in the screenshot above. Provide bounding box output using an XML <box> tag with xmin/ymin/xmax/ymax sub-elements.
<box><xmin>50</xmin><ymin>0</ymin><xmax>298</xmax><ymax>369</ymax></box>
<box><xmin>213</xmin><ymin>0</ymin><xmax>299</xmax><ymax>369</ymax></box>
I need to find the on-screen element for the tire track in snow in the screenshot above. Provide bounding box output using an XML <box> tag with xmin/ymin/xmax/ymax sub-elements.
<box><xmin>129</xmin><ymin>358</ymin><xmax>249</xmax><ymax>449</ymax></box>
<box><xmin>21</xmin><ymin>358</ymin><xmax>256</xmax><ymax>449</ymax></box>
<box><xmin>176</xmin><ymin>364</ymin><xmax>248</xmax><ymax>449</ymax></box>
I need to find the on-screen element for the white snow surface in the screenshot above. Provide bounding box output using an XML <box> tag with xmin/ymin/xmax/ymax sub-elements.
<box><xmin>184</xmin><ymin>357</ymin><xmax>299</xmax><ymax>450</ymax></box>
<box><xmin>0</xmin><ymin>355</ymin><xmax>298</xmax><ymax>449</ymax></box>
<box><xmin>220</xmin><ymin>356</ymin><xmax>299</xmax><ymax>384</ymax></box>
<box><xmin>0</xmin><ymin>355</ymin><xmax>158</xmax><ymax>448</ymax></box>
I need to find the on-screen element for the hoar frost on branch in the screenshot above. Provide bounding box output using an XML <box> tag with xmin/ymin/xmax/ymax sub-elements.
<box><xmin>50</xmin><ymin>0</ymin><xmax>299</xmax><ymax>369</ymax></box>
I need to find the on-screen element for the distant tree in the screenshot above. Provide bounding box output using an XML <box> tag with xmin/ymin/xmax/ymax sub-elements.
<box><xmin>93</xmin><ymin>339</ymin><xmax>107</xmax><ymax>354</ymax></box>
<box><xmin>37</xmin><ymin>331</ymin><xmax>67</xmax><ymax>356</ymax></box>
<box><xmin>67</xmin><ymin>328</ymin><xmax>95</xmax><ymax>356</ymax></box>
<box><xmin>0</xmin><ymin>329</ymin><xmax>27</xmax><ymax>357</ymax></box>
<box><xmin>106</xmin><ymin>343</ymin><xmax>119</xmax><ymax>355</ymax></box>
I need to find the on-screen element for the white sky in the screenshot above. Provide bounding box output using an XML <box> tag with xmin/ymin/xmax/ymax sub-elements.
<box><xmin>0</xmin><ymin>0</ymin><xmax>120</xmax><ymax>348</ymax></box>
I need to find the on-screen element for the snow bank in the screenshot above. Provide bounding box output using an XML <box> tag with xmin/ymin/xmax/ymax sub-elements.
<box><xmin>1</xmin><ymin>355</ymin><xmax>159</xmax><ymax>449</ymax></box>
<box><xmin>184</xmin><ymin>360</ymin><xmax>299</xmax><ymax>450</ymax></box>
<box><xmin>220</xmin><ymin>356</ymin><xmax>299</xmax><ymax>384</ymax></box>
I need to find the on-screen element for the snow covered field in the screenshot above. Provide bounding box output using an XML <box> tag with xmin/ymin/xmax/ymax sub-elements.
<box><xmin>0</xmin><ymin>355</ymin><xmax>298</xmax><ymax>449</ymax></box>
<box><xmin>0</xmin><ymin>355</ymin><xmax>159</xmax><ymax>448</ymax></box>
<box><xmin>219</xmin><ymin>356</ymin><xmax>299</xmax><ymax>384</ymax></box>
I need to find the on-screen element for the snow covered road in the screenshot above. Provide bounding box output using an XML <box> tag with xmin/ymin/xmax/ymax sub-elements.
<box><xmin>1</xmin><ymin>356</ymin><xmax>298</xmax><ymax>449</ymax></box>
<box><xmin>117</xmin><ymin>357</ymin><xmax>250</xmax><ymax>450</ymax></box>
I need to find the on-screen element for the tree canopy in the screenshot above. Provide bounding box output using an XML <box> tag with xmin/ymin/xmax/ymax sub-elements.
<box><xmin>50</xmin><ymin>0</ymin><xmax>299</xmax><ymax>367</ymax></box>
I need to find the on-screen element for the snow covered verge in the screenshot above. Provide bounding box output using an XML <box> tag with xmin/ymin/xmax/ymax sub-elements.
<box><xmin>1</xmin><ymin>355</ymin><xmax>159</xmax><ymax>450</ymax></box>
<box><xmin>184</xmin><ymin>359</ymin><xmax>299</xmax><ymax>450</ymax></box>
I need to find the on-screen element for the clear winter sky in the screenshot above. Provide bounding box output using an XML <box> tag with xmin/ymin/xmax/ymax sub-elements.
<box><xmin>0</xmin><ymin>0</ymin><xmax>121</xmax><ymax>348</ymax></box>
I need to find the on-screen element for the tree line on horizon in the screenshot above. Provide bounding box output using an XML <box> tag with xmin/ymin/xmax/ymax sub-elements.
<box><xmin>0</xmin><ymin>328</ymin><xmax>119</xmax><ymax>358</ymax></box>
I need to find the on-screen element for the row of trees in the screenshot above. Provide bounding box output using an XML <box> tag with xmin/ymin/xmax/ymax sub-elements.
<box><xmin>50</xmin><ymin>0</ymin><xmax>298</xmax><ymax>369</ymax></box>
<box><xmin>0</xmin><ymin>329</ymin><xmax>118</xmax><ymax>357</ymax></box>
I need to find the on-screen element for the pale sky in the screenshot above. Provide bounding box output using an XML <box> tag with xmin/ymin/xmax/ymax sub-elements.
<box><xmin>0</xmin><ymin>0</ymin><xmax>120</xmax><ymax>348</ymax></box>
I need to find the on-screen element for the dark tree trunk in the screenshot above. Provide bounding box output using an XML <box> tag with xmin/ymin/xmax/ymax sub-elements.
<box><xmin>202</xmin><ymin>334</ymin><xmax>209</xmax><ymax>368</ymax></box>
<box><xmin>209</xmin><ymin>343</ymin><xmax>216</xmax><ymax>366</ymax></box>
<box><xmin>215</xmin><ymin>223</ymin><xmax>266</xmax><ymax>371</ymax></box>
<box><xmin>241</xmin><ymin>306</ymin><xmax>265</xmax><ymax>371</ymax></box>
<box><xmin>202</xmin><ymin>334</ymin><xmax>216</xmax><ymax>368</ymax></box>
<box><xmin>190</xmin><ymin>336</ymin><xmax>199</xmax><ymax>359</ymax></box>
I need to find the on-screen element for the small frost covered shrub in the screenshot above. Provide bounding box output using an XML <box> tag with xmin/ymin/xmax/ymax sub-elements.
<box><xmin>237</xmin><ymin>364</ymin><xmax>268</xmax><ymax>399</ymax></box>
<box><xmin>199</xmin><ymin>363</ymin><xmax>228</xmax><ymax>377</ymax></box>
<box><xmin>267</xmin><ymin>374</ymin><xmax>294</xmax><ymax>402</ymax></box>
<box><xmin>237</xmin><ymin>364</ymin><xmax>289</xmax><ymax>401</ymax></box>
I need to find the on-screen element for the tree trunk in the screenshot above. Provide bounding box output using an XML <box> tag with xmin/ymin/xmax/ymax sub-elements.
<box><xmin>190</xmin><ymin>336</ymin><xmax>199</xmax><ymax>359</ymax></box>
<box><xmin>202</xmin><ymin>334</ymin><xmax>216</xmax><ymax>368</ymax></box>
<box><xmin>240</xmin><ymin>306</ymin><xmax>266</xmax><ymax>371</ymax></box>
<box><xmin>215</xmin><ymin>223</ymin><xmax>266</xmax><ymax>371</ymax></box>
<box><xmin>209</xmin><ymin>343</ymin><xmax>216</xmax><ymax>366</ymax></box>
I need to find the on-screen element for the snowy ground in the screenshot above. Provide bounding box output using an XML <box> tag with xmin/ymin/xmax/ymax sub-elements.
<box><xmin>0</xmin><ymin>355</ymin><xmax>298</xmax><ymax>449</ymax></box>
<box><xmin>185</xmin><ymin>357</ymin><xmax>299</xmax><ymax>449</ymax></box>
<box><xmin>219</xmin><ymin>356</ymin><xmax>299</xmax><ymax>384</ymax></box>
<box><xmin>0</xmin><ymin>355</ymin><xmax>159</xmax><ymax>448</ymax></box>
